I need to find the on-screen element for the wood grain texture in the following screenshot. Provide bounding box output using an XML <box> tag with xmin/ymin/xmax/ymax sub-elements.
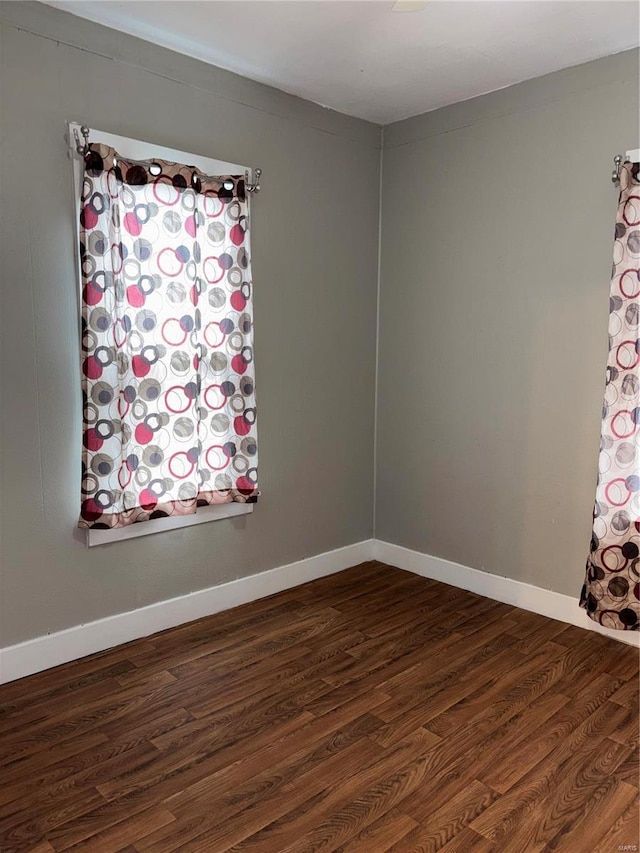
<box><xmin>0</xmin><ymin>561</ymin><xmax>637</xmax><ymax>852</ymax></box>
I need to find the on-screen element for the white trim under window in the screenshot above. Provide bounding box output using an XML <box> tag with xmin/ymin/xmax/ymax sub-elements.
<box><xmin>68</xmin><ymin>123</ymin><xmax>254</xmax><ymax>547</ymax></box>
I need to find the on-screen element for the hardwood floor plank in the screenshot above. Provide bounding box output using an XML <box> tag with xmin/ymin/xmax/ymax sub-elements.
<box><xmin>601</xmin><ymin>644</ymin><xmax>640</xmax><ymax>682</ymax></box>
<box><xmin>187</xmin><ymin>656</ymin><xmax>337</xmax><ymax>722</ymax></box>
<box><xmin>551</xmin><ymin>641</ymin><xmax>635</xmax><ymax>697</ymax></box>
<box><xmin>470</xmin><ymin>702</ymin><xmax>634</xmax><ymax>844</ymax></box>
<box><xmin>482</xmin><ymin>736</ymin><xmax>631</xmax><ymax>851</ymax></box>
<box><xmin>0</xmin><ymin>563</ymin><xmax>636</xmax><ymax>853</ymax></box>
<box><xmin>212</xmin><ymin>731</ymin><xmax>438</xmax><ymax>853</ymax></box>
<box><xmin>508</xmin><ymin>618</ymin><xmax>570</xmax><ymax>655</ymax></box>
<box><xmin>60</xmin><ymin>807</ymin><xmax>175</xmax><ymax>852</ymax></box>
<box><xmin>0</xmin><ymin>663</ymin><xmax>138</xmax><ymax>735</ymax></box>
<box><xmin>434</xmin><ymin>674</ymin><xmax>570</xmax><ymax>755</ymax></box>
<box><xmin>1</xmin><ymin>708</ymin><xmax>192</xmax><ymax>814</ymax></box>
<box><xmin>426</xmin><ymin>641</ymin><xmax>589</xmax><ymax>739</ymax></box>
<box><xmin>1</xmin><ymin>739</ymin><xmax>153</xmax><ymax>819</ymax></box>
<box><xmin>0</xmin><ymin>789</ymin><xmax>106</xmax><ymax>853</ymax></box>
<box><xmin>610</xmin><ymin>676</ymin><xmax>640</xmax><ymax>707</ymax></box>
<box><xmin>0</xmin><ymin>645</ymin><xmax>155</xmax><ymax>706</ymax></box>
<box><xmin>163</xmin><ymin>710</ymin><xmax>385</xmax><ymax>822</ymax></box>
<box><xmin>551</xmin><ymin>624</ymin><xmax>597</xmax><ymax>647</ymax></box>
<box><xmin>0</xmin><ymin>732</ymin><xmax>110</xmax><ymax>787</ymax></box>
<box><xmin>373</xmin><ymin>622</ymin><xmax>522</xmax><ymax>719</ymax></box>
<box><xmin>269</xmin><ymin>733</ymin><xmax>453</xmax><ymax>853</ymax></box>
<box><xmin>0</xmin><ymin>742</ymin><xmax>157</xmax><ymax>826</ymax></box>
<box><xmin>138</xmin><ymin>737</ymin><xmax>388</xmax><ymax>852</ymax></box>
<box><xmin>0</xmin><ymin>672</ymin><xmax>177</xmax><ymax>767</ymax></box>
<box><xmin>544</xmin><ymin>778</ymin><xmax>638</xmax><ymax>852</ymax></box>
<box><xmin>436</xmin><ymin>827</ymin><xmax>496</xmax><ymax>852</ymax></box>
<box><xmin>386</xmin><ymin>779</ymin><xmax>497</xmax><ymax>853</ymax></box>
<box><xmin>374</xmin><ymin>640</ymin><xmax>520</xmax><ymax>732</ymax></box>
<box><xmin>477</xmin><ymin>675</ymin><xmax>630</xmax><ymax>794</ymax></box>
<box><xmin>508</xmin><ymin>609</ymin><xmax>558</xmax><ymax>639</ymax></box>
<box><xmin>337</xmin><ymin>807</ymin><xmax>418</xmax><ymax>852</ymax></box>
<box><xmin>42</xmin><ymin>793</ymin><xmax>176</xmax><ymax>853</ymax></box>
<box><xmin>354</xmin><ymin>590</ymin><xmax>480</xmax><ymax>640</ymax></box>
<box><xmin>592</xmin><ymin>796</ymin><xmax>640</xmax><ymax>853</ymax></box>
<box><xmin>160</xmin><ymin>696</ymin><xmax>387</xmax><ymax>815</ymax></box>
<box><xmin>610</xmin><ymin>693</ymin><xmax>640</xmax><ymax>748</ymax></box>
<box><xmin>616</xmin><ymin>745</ymin><xmax>640</xmax><ymax>788</ymax></box>
<box><xmin>399</xmin><ymin>691</ymin><xmax>570</xmax><ymax>824</ymax></box>
<box><xmin>94</xmin><ymin>706</ymin><xmax>316</xmax><ymax>803</ymax></box>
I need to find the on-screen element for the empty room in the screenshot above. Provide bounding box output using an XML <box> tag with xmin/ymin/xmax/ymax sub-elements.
<box><xmin>0</xmin><ymin>0</ymin><xmax>639</xmax><ymax>850</ymax></box>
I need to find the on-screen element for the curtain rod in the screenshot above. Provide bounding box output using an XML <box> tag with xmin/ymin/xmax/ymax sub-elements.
<box><xmin>73</xmin><ymin>125</ymin><xmax>261</xmax><ymax>194</ymax></box>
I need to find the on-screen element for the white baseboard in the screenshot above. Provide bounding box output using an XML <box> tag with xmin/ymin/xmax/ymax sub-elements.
<box><xmin>2</xmin><ymin>536</ymin><xmax>636</xmax><ymax>684</ymax></box>
<box><xmin>0</xmin><ymin>539</ymin><xmax>374</xmax><ymax>684</ymax></box>
<box><xmin>373</xmin><ymin>540</ymin><xmax>640</xmax><ymax>648</ymax></box>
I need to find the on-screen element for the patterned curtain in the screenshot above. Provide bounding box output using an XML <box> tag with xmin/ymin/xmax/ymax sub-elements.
<box><xmin>582</xmin><ymin>160</ymin><xmax>640</xmax><ymax>630</ymax></box>
<box><xmin>79</xmin><ymin>144</ymin><xmax>258</xmax><ymax>529</ymax></box>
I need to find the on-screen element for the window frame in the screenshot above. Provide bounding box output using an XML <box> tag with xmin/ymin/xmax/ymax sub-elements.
<box><xmin>69</xmin><ymin>122</ymin><xmax>255</xmax><ymax>547</ymax></box>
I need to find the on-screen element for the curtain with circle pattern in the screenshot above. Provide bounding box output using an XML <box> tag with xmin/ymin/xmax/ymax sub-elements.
<box><xmin>582</xmin><ymin>160</ymin><xmax>640</xmax><ymax>631</ymax></box>
<box><xmin>79</xmin><ymin>143</ymin><xmax>258</xmax><ymax>529</ymax></box>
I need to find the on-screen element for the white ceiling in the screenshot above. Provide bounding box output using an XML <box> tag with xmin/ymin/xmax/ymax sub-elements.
<box><xmin>46</xmin><ymin>0</ymin><xmax>640</xmax><ymax>124</ymax></box>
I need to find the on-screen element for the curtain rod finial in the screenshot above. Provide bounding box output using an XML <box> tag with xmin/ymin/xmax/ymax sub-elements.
<box><xmin>247</xmin><ymin>167</ymin><xmax>261</xmax><ymax>194</ymax></box>
<box><xmin>612</xmin><ymin>154</ymin><xmax>623</xmax><ymax>185</ymax></box>
<box><xmin>74</xmin><ymin>125</ymin><xmax>90</xmax><ymax>156</ymax></box>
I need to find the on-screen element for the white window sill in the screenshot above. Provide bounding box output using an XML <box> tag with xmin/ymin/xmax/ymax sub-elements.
<box><xmin>86</xmin><ymin>503</ymin><xmax>253</xmax><ymax>547</ymax></box>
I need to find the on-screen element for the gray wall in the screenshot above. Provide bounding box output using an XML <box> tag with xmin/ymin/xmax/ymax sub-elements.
<box><xmin>0</xmin><ymin>2</ymin><xmax>381</xmax><ymax>646</ymax></box>
<box><xmin>1</xmin><ymin>1</ymin><xmax>638</xmax><ymax>648</ymax></box>
<box><xmin>377</xmin><ymin>48</ymin><xmax>640</xmax><ymax>596</ymax></box>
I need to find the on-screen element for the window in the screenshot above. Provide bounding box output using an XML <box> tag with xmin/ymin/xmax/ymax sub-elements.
<box><xmin>70</xmin><ymin>125</ymin><xmax>259</xmax><ymax>546</ymax></box>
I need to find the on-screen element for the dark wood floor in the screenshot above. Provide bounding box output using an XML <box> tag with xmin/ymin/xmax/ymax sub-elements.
<box><xmin>0</xmin><ymin>562</ymin><xmax>638</xmax><ymax>852</ymax></box>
